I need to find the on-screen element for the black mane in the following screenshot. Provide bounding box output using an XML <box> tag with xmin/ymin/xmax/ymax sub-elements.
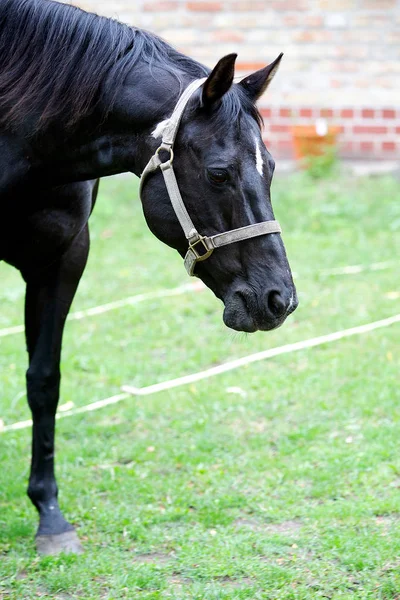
<box><xmin>0</xmin><ymin>0</ymin><xmax>261</xmax><ymax>134</ymax></box>
<box><xmin>0</xmin><ymin>0</ymin><xmax>208</xmax><ymax>132</ymax></box>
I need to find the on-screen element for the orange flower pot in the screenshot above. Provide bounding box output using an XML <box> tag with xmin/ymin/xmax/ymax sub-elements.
<box><xmin>291</xmin><ymin>125</ymin><xmax>339</xmax><ymax>162</ymax></box>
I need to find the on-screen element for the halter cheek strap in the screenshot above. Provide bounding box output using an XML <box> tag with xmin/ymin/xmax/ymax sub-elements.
<box><xmin>140</xmin><ymin>78</ymin><xmax>282</xmax><ymax>276</ymax></box>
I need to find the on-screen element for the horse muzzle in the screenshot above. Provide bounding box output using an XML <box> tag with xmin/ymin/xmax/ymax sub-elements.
<box><xmin>222</xmin><ymin>284</ymin><xmax>298</xmax><ymax>333</ymax></box>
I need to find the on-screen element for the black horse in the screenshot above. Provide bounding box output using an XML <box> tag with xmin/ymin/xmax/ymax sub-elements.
<box><xmin>0</xmin><ymin>0</ymin><xmax>298</xmax><ymax>555</ymax></box>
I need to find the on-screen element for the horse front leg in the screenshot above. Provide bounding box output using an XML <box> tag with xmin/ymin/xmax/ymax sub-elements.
<box><xmin>24</xmin><ymin>227</ymin><xmax>89</xmax><ymax>555</ymax></box>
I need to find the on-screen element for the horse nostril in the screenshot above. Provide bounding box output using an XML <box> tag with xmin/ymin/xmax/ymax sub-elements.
<box><xmin>267</xmin><ymin>290</ymin><xmax>287</xmax><ymax>318</ymax></box>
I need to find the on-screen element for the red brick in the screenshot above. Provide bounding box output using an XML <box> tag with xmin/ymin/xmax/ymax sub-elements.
<box><xmin>260</xmin><ymin>108</ymin><xmax>272</xmax><ymax>118</ymax></box>
<box><xmin>283</xmin><ymin>14</ymin><xmax>300</xmax><ymax>26</ymax></box>
<box><xmin>363</xmin><ymin>0</ymin><xmax>396</xmax><ymax>7</ymax></box>
<box><xmin>212</xmin><ymin>30</ymin><xmax>244</xmax><ymax>42</ymax></box>
<box><xmin>353</xmin><ymin>126</ymin><xmax>388</xmax><ymax>134</ymax></box>
<box><xmin>330</xmin><ymin>61</ymin><xmax>358</xmax><ymax>73</ymax></box>
<box><xmin>299</xmin><ymin>108</ymin><xmax>313</xmax><ymax>118</ymax></box>
<box><xmin>382</xmin><ymin>109</ymin><xmax>396</xmax><ymax>119</ymax></box>
<box><xmin>361</xmin><ymin>109</ymin><xmax>375</xmax><ymax>119</ymax></box>
<box><xmin>341</xmin><ymin>141</ymin><xmax>354</xmax><ymax>154</ymax></box>
<box><xmin>382</xmin><ymin>141</ymin><xmax>396</xmax><ymax>152</ymax></box>
<box><xmin>305</xmin><ymin>15</ymin><xmax>324</xmax><ymax>27</ymax></box>
<box><xmin>272</xmin><ymin>0</ymin><xmax>307</xmax><ymax>9</ymax></box>
<box><xmin>353</xmin><ymin>13</ymin><xmax>390</xmax><ymax>27</ymax></box>
<box><xmin>334</xmin><ymin>46</ymin><xmax>368</xmax><ymax>59</ymax></box>
<box><xmin>229</xmin><ymin>1</ymin><xmax>266</xmax><ymax>9</ymax></box>
<box><xmin>143</xmin><ymin>1</ymin><xmax>179</xmax><ymax>10</ymax></box>
<box><xmin>265</xmin><ymin>138</ymin><xmax>294</xmax><ymax>158</ymax></box>
<box><xmin>396</xmin><ymin>127</ymin><xmax>400</xmax><ymax>134</ymax></box>
<box><xmin>293</xmin><ymin>30</ymin><xmax>332</xmax><ymax>43</ymax></box>
<box><xmin>270</xmin><ymin>124</ymin><xmax>290</xmax><ymax>133</ymax></box>
<box><xmin>319</xmin><ymin>108</ymin><xmax>333</xmax><ymax>118</ymax></box>
<box><xmin>341</xmin><ymin>109</ymin><xmax>354</xmax><ymax>118</ymax></box>
<box><xmin>186</xmin><ymin>2</ymin><xmax>222</xmax><ymax>10</ymax></box>
<box><xmin>319</xmin><ymin>0</ymin><xmax>354</xmax><ymax>8</ymax></box>
<box><xmin>360</xmin><ymin>141</ymin><xmax>374</xmax><ymax>152</ymax></box>
<box><xmin>277</xmin><ymin>140</ymin><xmax>294</xmax><ymax>153</ymax></box>
<box><xmin>354</xmin><ymin>79</ymin><xmax>370</xmax><ymax>89</ymax></box>
<box><xmin>293</xmin><ymin>31</ymin><xmax>314</xmax><ymax>42</ymax></box>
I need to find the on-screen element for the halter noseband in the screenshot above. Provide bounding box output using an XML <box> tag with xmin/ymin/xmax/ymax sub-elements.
<box><xmin>140</xmin><ymin>78</ymin><xmax>282</xmax><ymax>276</ymax></box>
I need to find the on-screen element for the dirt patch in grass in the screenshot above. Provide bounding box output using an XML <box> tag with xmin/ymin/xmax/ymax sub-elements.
<box><xmin>15</xmin><ymin>570</ymin><xmax>28</xmax><ymax>580</ymax></box>
<box><xmin>227</xmin><ymin>417</ymin><xmax>272</xmax><ymax>436</ymax></box>
<box><xmin>133</xmin><ymin>552</ymin><xmax>173</xmax><ymax>564</ymax></box>
<box><xmin>167</xmin><ymin>575</ymin><xmax>192</xmax><ymax>587</ymax></box>
<box><xmin>2</xmin><ymin>577</ymin><xmax>73</xmax><ymax>600</ymax></box>
<box><xmin>235</xmin><ymin>517</ymin><xmax>303</xmax><ymax>534</ymax></box>
<box><xmin>266</xmin><ymin>519</ymin><xmax>303</xmax><ymax>534</ymax></box>
<box><xmin>375</xmin><ymin>513</ymin><xmax>400</xmax><ymax>526</ymax></box>
<box><xmin>214</xmin><ymin>576</ymin><xmax>255</xmax><ymax>588</ymax></box>
<box><xmin>381</xmin><ymin>558</ymin><xmax>400</xmax><ymax>573</ymax></box>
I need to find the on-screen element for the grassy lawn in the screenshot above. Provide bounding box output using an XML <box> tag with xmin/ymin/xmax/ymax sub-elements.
<box><xmin>1</xmin><ymin>168</ymin><xmax>400</xmax><ymax>599</ymax></box>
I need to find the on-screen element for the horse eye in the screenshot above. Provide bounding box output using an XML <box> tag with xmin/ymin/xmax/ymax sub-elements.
<box><xmin>208</xmin><ymin>169</ymin><xmax>229</xmax><ymax>184</ymax></box>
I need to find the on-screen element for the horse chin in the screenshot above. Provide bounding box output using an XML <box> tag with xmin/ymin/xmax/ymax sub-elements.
<box><xmin>223</xmin><ymin>307</ymin><xmax>258</xmax><ymax>333</ymax></box>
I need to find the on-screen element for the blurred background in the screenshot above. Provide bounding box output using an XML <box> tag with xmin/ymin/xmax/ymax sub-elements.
<box><xmin>61</xmin><ymin>0</ymin><xmax>400</xmax><ymax>165</ymax></box>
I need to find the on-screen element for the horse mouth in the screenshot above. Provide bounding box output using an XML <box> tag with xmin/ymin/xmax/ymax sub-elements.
<box><xmin>223</xmin><ymin>306</ymin><xmax>285</xmax><ymax>333</ymax></box>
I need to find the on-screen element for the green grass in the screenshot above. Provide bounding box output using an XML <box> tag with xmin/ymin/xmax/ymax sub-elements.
<box><xmin>1</xmin><ymin>169</ymin><xmax>400</xmax><ymax>599</ymax></box>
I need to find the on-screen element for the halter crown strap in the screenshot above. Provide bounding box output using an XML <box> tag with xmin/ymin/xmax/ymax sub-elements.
<box><xmin>161</xmin><ymin>78</ymin><xmax>207</xmax><ymax>147</ymax></box>
<box><xmin>140</xmin><ymin>78</ymin><xmax>206</xmax><ymax>197</ymax></box>
<box><xmin>140</xmin><ymin>78</ymin><xmax>282</xmax><ymax>276</ymax></box>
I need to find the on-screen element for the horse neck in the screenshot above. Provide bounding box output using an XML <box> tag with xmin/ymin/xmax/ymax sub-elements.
<box><xmin>106</xmin><ymin>67</ymin><xmax>197</xmax><ymax>173</ymax></box>
<box><xmin>31</xmin><ymin>67</ymin><xmax>195</xmax><ymax>185</ymax></box>
<box><xmin>37</xmin><ymin>35</ymin><xmax>202</xmax><ymax>182</ymax></box>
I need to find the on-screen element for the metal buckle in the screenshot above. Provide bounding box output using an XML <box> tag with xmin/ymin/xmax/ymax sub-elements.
<box><xmin>188</xmin><ymin>235</ymin><xmax>214</xmax><ymax>261</ymax></box>
<box><xmin>156</xmin><ymin>144</ymin><xmax>174</xmax><ymax>169</ymax></box>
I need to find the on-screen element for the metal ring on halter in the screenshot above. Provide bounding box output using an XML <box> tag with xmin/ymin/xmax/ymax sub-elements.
<box><xmin>156</xmin><ymin>144</ymin><xmax>174</xmax><ymax>170</ymax></box>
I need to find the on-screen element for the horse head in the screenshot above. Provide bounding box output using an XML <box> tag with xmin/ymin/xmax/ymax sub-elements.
<box><xmin>140</xmin><ymin>54</ymin><xmax>298</xmax><ymax>333</ymax></box>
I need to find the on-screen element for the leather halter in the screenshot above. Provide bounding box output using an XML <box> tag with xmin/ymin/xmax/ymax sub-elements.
<box><xmin>140</xmin><ymin>78</ymin><xmax>282</xmax><ymax>276</ymax></box>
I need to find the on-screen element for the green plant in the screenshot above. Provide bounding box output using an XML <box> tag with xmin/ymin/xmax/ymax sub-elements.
<box><xmin>302</xmin><ymin>146</ymin><xmax>339</xmax><ymax>179</ymax></box>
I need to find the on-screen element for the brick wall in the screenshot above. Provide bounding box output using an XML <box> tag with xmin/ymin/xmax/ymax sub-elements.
<box><xmin>63</xmin><ymin>0</ymin><xmax>400</xmax><ymax>160</ymax></box>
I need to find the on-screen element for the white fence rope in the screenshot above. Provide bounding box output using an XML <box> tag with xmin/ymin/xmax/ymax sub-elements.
<box><xmin>0</xmin><ymin>281</ymin><xmax>204</xmax><ymax>339</ymax></box>
<box><xmin>0</xmin><ymin>260</ymin><xmax>397</xmax><ymax>340</ymax></box>
<box><xmin>2</xmin><ymin>312</ymin><xmax>400</xmax><ymax>434</ymax></box>
<box><xmin>319</xmin><ymin>260</ymin><xmax>396</xmax><ymax>276</ymax></box>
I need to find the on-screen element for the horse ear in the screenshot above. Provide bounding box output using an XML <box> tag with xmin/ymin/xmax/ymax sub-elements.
<box><xmin>239</xmin><ymin>53</ymin><xmax>283</xmax><ymax>102</ymax></box>
<box><xmin>202</xmin><ymin>53</ymin><xmax>237</xmax><ymax>107</ymax></box>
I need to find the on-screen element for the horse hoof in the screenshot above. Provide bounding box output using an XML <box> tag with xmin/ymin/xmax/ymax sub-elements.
<box><xmin>36</xmin><ymin>530</ymin><xmax>84</xmax><ymax>556</ymax></box>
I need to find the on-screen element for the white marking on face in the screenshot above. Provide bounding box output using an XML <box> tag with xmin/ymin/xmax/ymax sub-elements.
<box><xmin>255</xmin><ymin>137</ymin><xmax>264</xmax><ymax>176</ymax></box>
<box><xmin>152</xmin><ymin>119</ymin><xmax>170</xmax><ymax>139</ymax></box>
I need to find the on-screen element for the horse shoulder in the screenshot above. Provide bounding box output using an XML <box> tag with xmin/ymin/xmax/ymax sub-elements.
<box><xmin>1</xmin><ymin>180</ymin><xmax>97</xmax><ymax>273</ymax></box>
